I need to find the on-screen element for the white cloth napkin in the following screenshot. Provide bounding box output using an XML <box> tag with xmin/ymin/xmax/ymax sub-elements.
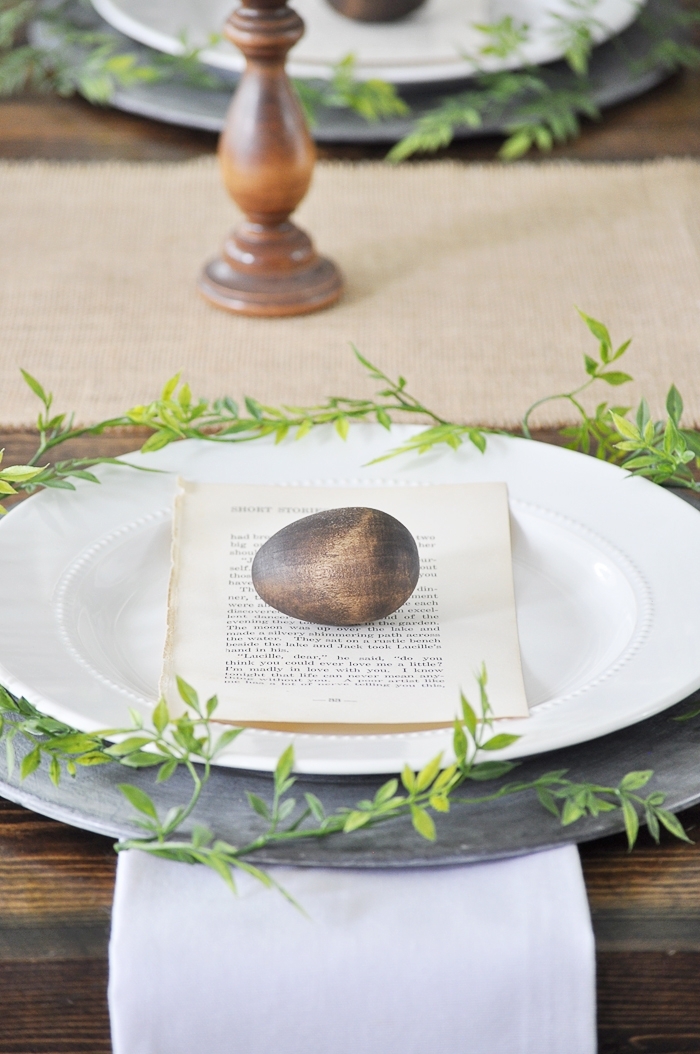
<box><xmin>109</xmin><ymin>844</ymin><xmax>595</xmax><ymax>1054</ymax></box>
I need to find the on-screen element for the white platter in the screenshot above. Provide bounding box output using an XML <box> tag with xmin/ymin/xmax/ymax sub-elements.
<box><xmin>1</xmin><ymin>427</ymin><xmax>700</xmax><ymax>775</ymax></box>
<box><xmin>90</xmin><ymin>0</ymin><xmax>642</xmax><ymax>84</ymax></box>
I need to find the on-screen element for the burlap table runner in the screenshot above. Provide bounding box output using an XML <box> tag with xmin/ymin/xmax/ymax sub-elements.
<box><xmin>1</xmin><ymin>157</ymin><xmax>699</xmax><ymax>428</ymax></box>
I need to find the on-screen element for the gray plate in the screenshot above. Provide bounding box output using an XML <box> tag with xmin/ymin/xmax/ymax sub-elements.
<box><xmin>33</xmin><ymin>0</ymin><xmax>681</xmax><ymax>142</ymax></box>
<box><xmin>2</xmin><ymin>487</ymin><xmax>700</xmax><ymax>866</ymax></box>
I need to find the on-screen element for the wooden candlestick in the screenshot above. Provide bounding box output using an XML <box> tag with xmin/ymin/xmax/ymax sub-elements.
<box><xmin>199</xmin><ymin>0</ymin><xmax>343</xmax><ymax>317</ymax></box>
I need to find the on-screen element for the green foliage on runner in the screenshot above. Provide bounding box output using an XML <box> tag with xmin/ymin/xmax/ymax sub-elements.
<box><xmin>387</xmin><ymin>1</ymin><xmax>700</xmax><ymax>161</ymax></box>
<box><xmin>0</xmin><ymin>0</ymin><xmax>406</xmax><ymax>119</ymax></box>
<box><xmin>0</xmin><ymin>0</ymin><xmax>698</xmax><ymax>159</ymax></box>
<box><xmin>4</xmin><ymin>308</ymin><xmax>700</xmax><ymax>512</ymax></box>
<box><xmin>1</xmin><ymin>305</ymin><xmax>699</xmax><ymax>896</ymax></box>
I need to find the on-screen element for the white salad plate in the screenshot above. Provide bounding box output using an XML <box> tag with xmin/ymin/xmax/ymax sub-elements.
<box><xmin>90</xmin><ymin>0</ymin><xmax>642</xmax><ymax>84</ymax></box>
<box><xmin>1</xmin><ymin>426</ymin><xmax>700</xmax><ymax>776</ymax></box>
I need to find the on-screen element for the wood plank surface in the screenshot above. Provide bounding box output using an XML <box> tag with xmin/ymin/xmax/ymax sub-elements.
<box><xmin>1</xmin><ymin>786</ymin><xmax>700</xmax><ymax>1053</ymax></box>
<box><xmin>1</xmin><ymin>62</ymin><xmax>700</xmax><ymax>1049</ymax></box>
<box><xmin>0</xmin><ymin>66</ymin><xmax>698</xmax><ymax>162</ymax></box>
<box><xmin>3</xmin><ymin>430</ymin><xmax>700</xmax><ymax>1052</ymax></box>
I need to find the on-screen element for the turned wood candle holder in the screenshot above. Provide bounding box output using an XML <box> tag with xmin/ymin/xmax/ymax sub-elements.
<box><xmin>199</xmin><ymin>0</ymin><xmax>343</xmax><ymax>317</ymax></box>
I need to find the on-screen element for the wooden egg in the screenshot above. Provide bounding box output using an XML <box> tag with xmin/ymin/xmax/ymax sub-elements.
<box><xmin>251</xmin><ymin>507</ymin><xmax>420</xmax><ymax>625</ymax></box>
<box><xmin>326</xmin><ymin>0</ymin><xmax>428</xmax><ymax>22</ymax></box>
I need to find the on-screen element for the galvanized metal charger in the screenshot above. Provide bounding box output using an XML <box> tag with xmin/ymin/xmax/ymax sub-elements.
<box><xmin>2</xmin><ymin>487</ymin><xmax>699</xmax><ymax>869</ymax></box>
<box><xmin>32</xmin><ymin>0</ymin><xmax>681</xmax><ymax>142</ymax></box>
<box><xmin>1</xmin><ymin>684</ymin><xmax>699</xmax><ymax>867</ymax></box>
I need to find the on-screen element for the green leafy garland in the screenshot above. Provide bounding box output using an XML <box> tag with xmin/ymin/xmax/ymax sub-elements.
<box><xmin>0</xmin><ymin>307</ymin><xmax>698</xmax><ymax>897</ymax></box>
<box><xmin>388</xmin><ymin>2</ymin><xmax>700</xmax><ymax>162</ymax></box>
<box><xmin>0</xmin><ymin>0</ymin><xmax>407</xmax><ymax>119</ymax></box>
<box><xmin>0</xmin><ymin>671</ymin><xmax>689</xmax><ymax>899</ymax></box>
<box><xmin>1</xmin><ymin>0</ymin><xmax>699</xmax><ymax>160</ymax></box>
<box><xmin>3</xmin><ymin>309</ymin><xmax>699</xmax><ymax>512</ymax></box>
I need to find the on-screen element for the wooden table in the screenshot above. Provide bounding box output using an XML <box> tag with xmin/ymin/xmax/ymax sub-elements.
<box><xmin>0</xmin><ymin>65</ymin><xmax>699</xmax><ymax>162</ymax></box>
<box><xmin>2</xmin><ymin>69</ymin><xmax>700</xmax><ymax>1053</ymax></box>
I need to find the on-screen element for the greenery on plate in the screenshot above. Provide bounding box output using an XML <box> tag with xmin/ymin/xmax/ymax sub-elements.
<box><xmin>4</xmin><ymin>308</ymin><xmax>700</xmax><ymax>510</ymax></box>
<box><xmin>0</xmin><ymin>0</ymin><xmax>407</xmax><ymax>119</ymax></box>
<box><xmin>1</xmin><ymin>308</ymin><xmax>699</xmax><ymax>896</ymax></box>
<box><xmin>1</xmin><ymin>0</ymin><xmax>699</xmax><ymax>160</ymax></box>
<box><xmin>0</xmin><ymin>669</ymin><xmax>689</xmax><ymax>899</ymax></box>
<box><xmin>387</xmin><ymin>0</ymin><xmax>700</xmax><ymax>162</ymax></box>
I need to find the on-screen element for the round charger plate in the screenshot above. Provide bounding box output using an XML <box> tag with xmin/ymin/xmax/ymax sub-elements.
<box><xmin>90</xmin><ymin>0</ymin><xmax>641</xmax><ymax>83</ymax></box>
<box><xmin>2</xmin><ymin>427</ymin><xmax>700</xmax><ymax>779</ymax></box>
<box><xmin>30</xmin><ymin>0</ymin><xmax>677</xmax><ymax>141</ymax></box>
<box><xmin>1</xmin><ymin>660</ymin><xmax>700</xmax><ymax>865</ymax></box>
<box><xmin>1</xmin><ymin>431</ymin><xmax>700</xmax><ymax>862</ymax></box>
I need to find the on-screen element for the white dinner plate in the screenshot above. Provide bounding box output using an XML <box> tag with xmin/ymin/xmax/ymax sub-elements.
<box><xmin>90</xmin><ymin>0</ymin><xmax>642</xmax><ymax>84</ymax></box>
<box><xmin>1</xmin><ymin>426</ymin><xmax>700</xmax><ymax>775</ymax></box>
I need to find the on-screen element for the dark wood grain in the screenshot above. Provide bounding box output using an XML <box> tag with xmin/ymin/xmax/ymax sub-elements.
<box><xmin>251</xmin><ymin>506</ymin><xmax>420</xmax><ymax>624</ymax></box>
<box><xmin>3</xmin><ymin>430</ymin><xmax>700</xmax><ymax>1051</ymax></box>
<box><xmin>0</xmin><ymin>960</ymin><xmax>111</xmax><ymax>1053</ymax></box>
<box><xmin>0</xmin><ymin>799</ymin><xmax>114</xmax><ymax>1054</ymax></box>
<box><xmin>0</xmin><ymin>800</ymin><xmax>114</xmax><ymax>923</ymax></box>
<box><xmin>0</xmin><ymin>94</ymin><xmax>218</xmax><ymax>161</ymax></box>
<box><xmin>3</xmin><ymin>777</ymin><xmax>700</xmax><ymax>1053</ymax></box>
<box><xmin>1</xmin><ymin>55</ymin><xmax>700</xmax><ymax>1042</ymax></box>
<box><xmin>1</xmin><ymin>66</ymin><xmax>700</xmax><ymax>163</ymax></box>
<box><xmin>596</xmin><ymin>953</ymin><xmax>700</xmax><ymax>1054</ymax></box>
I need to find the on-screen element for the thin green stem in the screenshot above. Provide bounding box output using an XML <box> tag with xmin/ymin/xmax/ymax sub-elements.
<box><xmin>521</xmin><ymin>379</ymin><xmax>595</xmax><ymax>438</ymax></box>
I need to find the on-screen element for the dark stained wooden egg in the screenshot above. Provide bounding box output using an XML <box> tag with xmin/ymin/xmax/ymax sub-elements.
<box><xmin>251</xmin><ymin>507</ymin><xmax>420</xmax><ymax>625</ymax></box>
<box><xmin>326</xmin><ymin>0</ymin><xmax>428</xmax><ymax>22</ymax></box>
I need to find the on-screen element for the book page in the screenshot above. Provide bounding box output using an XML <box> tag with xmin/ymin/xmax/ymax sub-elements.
<box><xmin>161</xmin><ymin>482</ymin><xmax>529</xmax><ymax>728</ymax></box>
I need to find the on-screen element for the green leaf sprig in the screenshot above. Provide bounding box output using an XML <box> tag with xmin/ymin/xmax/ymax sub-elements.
<box><xmin>5</xmin><ymin>307</ymin><xmax>700</xmax><ymax>502</ymax></box>
<box><xmin>0</xmin><ymin>668</ymin><xmax>690</xmax><ymax>901</ymax></box>
<box><xmin>120</xmin><ymin>351</ymin><xmax>463</xmax><ymax>454</ymax></box>
<box><xmin>2</xmin><ymin>309</ymin><xmax>700</xmax><ymax>895</ymax></box>
<box><xmin>2</xmin><ymin>0</ymin><xmax>698</xmax><ymax>161</ymax></box>
<box><xmin>4</xmin><ymin>348</ymin><xmax>490</xmax><ymax>504</ymax></box>
<box><xmin>608</xmin><ymin>388</ymin><xmax>700</xmax><ymax>489</ymax></box>
<box><xmin>521</xmin><ymin>308</ymin><xmax>633</xmax><ymax>454</ymax></box>
<box><xmin>0</xmin><ymin>450</ymin><xmax>42</xmax><ymax>514</ymax></box>
<box><xmin>295</xmin><ymin>54</ymin><xmax>408</xmax><ymax>126</ymax></box>
<box><xmin>387</xmin><ymin>9</ymin><xmax>602</xmax><ymax>163</ymax></box>
<box><xmin>2</xmin><ymin>369</ymin><xmax>149</xmax><ymax>502</ymax></box>
<box><xmin>0</xmin><ymin>0</ymin><xmax>406</xmax><ymax>125</ymax></box>
<box><xmin>0</xmin><ymin>682</ymin><xmax>113</xmax><ymax>784</ymax></box>
<box><xmin>0</xmin><ymin>0</ymin><xmax>164</xmax><ymax>102</ymax></box>
<box><xmin>520</xmin><ymin>311</ymin><xmax>700</xmax><ymax>491</ymax></box>
<box><xmin>388</xmin><ymin>0</ymin><xmax>700</xmax><ymax>162</ymax></box>
<box><xmin>531</xmin><ymin>768</ymin><xmax>691</xmax><ymax>848</ymax></box>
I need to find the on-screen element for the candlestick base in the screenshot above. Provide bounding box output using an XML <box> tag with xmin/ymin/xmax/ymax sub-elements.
<box><xmin>199</xmin><ymin>220</ymin><xmax>342</xmax><ymax>318</ymax></box>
